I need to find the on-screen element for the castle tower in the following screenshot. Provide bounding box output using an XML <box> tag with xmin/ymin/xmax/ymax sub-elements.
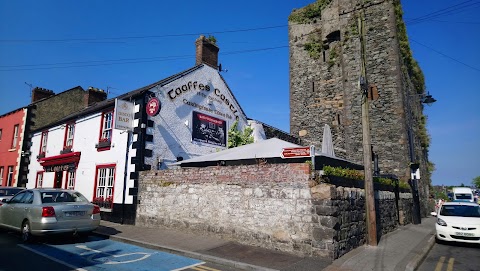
<box><xmin>289</xmin><ymin>0</ymin><xmax>430</xmax><ymax>215</ymax></box>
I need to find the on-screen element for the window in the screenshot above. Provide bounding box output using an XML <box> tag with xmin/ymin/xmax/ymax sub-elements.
<box><xmin>66</xmin><ymin>171</ymin><xmax>76</xmax><ymax>189</ymax></box>
<box><xmin>36</xmin><ymin>172</ymin><xmax>44</xmax><ymax>188</ymax></box>
<box><xmin>0</xmin><ymin>167</ymin><xmax>3</xmax><ymax>186</ymax></box>
<box><xmin>0</xmin><ymin>128</ymin><xmax>3</xmax><ymax>140</ymax></box>
<box><xmin>7</xmin><ymin>166</ymin><xmax>13</xmax><ymax>186</ymax></box>
<box><xmin>39</xmin><ymin>131</ymin><xmax>48</xmax><ymax>156</ymax></box>
<box><xmin>11</xmin><ymin>124</ymin><xmax>19</xmax><ymax>149</ymax></box>
<box><xmin>64</xmin><ymin>123</ymin><xmax>75</xmax><ymax>149</ymax></box>
<box><xmin>93</xmin><ymin>165</ymin><xmax>115</xmax><ymax>209</ymax></box>
<box><xmin>100</xmin><ymin>111</ymin><xmax>113</xmax><ymax>142</ymax></box>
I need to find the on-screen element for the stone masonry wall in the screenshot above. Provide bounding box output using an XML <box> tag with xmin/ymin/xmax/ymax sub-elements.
<box><xmin>289</xmin><ymin>0</ymin><xmax>416</xmax><ymax>181</ymax></box>
<box><xmin>137</xmin><ymin>164</ymin><xmax>413</xmax><ymax>259</ymax></box>
<box><xmin>137</xmin><ymin>164</ymin><xmax>315</xmax><ymax>256</ymax></box>
<box><xmin>311</xmin><ymin>183</ymin><xmax>413</xmax><ymax>258</ymax></box>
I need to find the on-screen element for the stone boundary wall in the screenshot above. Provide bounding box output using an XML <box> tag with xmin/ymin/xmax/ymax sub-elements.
<box><xmin>136</xmin><ymin>164</ymin><xmax>315</xmax><ymax>256</ymax></box>
<box><xmin>311</xmin><ymin>183</ymin><xmax>413</xmax><ymax>258</ymax></box>
<box><xmin>136</xmin><ymin>164</ymin><xmax>413</xmax><ymax>259</ymax></box>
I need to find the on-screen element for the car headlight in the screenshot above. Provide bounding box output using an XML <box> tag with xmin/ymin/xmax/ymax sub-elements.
<box><xmin>437</xmin><ymin>218</ymin><xmax>447</xmax><ymax>226</ymax></box>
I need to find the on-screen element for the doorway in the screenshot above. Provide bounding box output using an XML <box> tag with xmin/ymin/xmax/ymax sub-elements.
<box><xmin>54</xmin><ymin>171</ymin><xmax>63</xmax><ymax>188</ymax></box>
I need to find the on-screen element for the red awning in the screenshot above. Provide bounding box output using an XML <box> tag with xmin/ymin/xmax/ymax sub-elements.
<box><xmin>39</xmin><ymin>152</ymin><xmax>81</xmax><ymax>167</ymax></box>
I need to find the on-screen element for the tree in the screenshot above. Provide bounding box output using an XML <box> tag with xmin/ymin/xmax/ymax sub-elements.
<box><xmin>473</xmin><ymin>176</ymin><xmax>480</xmax><ymax>188</ymax></box>
<box><xmin>228</xmin><ymin>121</ymin><xmax>254</xmax><ymax>148</ymax></box>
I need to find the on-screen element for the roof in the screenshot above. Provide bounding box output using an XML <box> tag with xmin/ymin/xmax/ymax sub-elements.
<box><xmin>173</xmin><ymin>138</ymin><xmax>363</xmax><ymax>170</ymax></box>
<box><xmin>31</xmin><ymin>65</ymin><xmax>205</xmax><ymax>132</ymax></box>
<box><xmin>442</xmin><ymin>201</ymin><xmax>477</xmax><ymax>206</ymax></box>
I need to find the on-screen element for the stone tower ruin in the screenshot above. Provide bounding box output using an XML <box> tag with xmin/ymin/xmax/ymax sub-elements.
<box><xmin>289</xmin><ymin>0</ymin><xmax>432</xmax><ymax>216</ymax></box>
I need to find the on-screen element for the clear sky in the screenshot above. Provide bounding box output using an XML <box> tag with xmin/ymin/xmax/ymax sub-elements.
<box><xmin>0</xmin><ymin>1</ymin><xmax>478</xmax><ymax>187</ymax></box>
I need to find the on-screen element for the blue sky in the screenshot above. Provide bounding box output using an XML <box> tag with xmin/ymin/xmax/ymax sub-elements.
<box><xmin>0</xmin><ymin>1</ymin><xmax>478</xmax><ymax>187</ymax></box>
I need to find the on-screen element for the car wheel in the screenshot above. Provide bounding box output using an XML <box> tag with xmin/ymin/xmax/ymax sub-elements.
<box><xmin>21</xmin><ymin>221</ymin><xmax>34</xmax><ymax>243</ymax></box>
<box><xmin>435</xmin><ymin>236</ymin><xmax>443</xmax><ymax>245</ymax></box>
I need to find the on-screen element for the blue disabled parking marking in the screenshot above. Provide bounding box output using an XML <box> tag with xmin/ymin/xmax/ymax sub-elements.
<box><xmin>20</xmin><ymin>236</ymin><xmax>204</xmax><ymax>271</ymax></box>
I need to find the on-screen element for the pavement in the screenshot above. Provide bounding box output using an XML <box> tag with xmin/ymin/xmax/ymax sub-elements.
<box><xmin>92</xmin><ymin>216</ymin><xmax>437</xmax><ymax>271</ymax></box>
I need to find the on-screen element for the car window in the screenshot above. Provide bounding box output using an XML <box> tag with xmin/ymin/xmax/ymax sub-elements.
<box><xmin>22</xmin><ymin>191</ymin><xmax>34</xmax><ymax>204</ymax></box>
<box><xmin>9</xmin><ymin>192</ymin><xmax>26</xmax><ymax>204</ymax></box>
<box><xmin>41</xmin><ymin>191</ymin><xmax>89</xmax><ymax>203</ymax></box>
<box><xmin>440</xmin><ymin>205</ymin><xmax>480</xmax><ymax>217</ymax></box>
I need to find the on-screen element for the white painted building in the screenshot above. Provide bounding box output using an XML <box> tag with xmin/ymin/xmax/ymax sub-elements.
<box><xmin>26</xmin><ymin>36</ymin><xmax>296</xmax><ymax>224</ymax></box>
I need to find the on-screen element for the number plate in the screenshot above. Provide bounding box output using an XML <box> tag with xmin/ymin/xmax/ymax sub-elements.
<box><xmin>455</xmin><ymin>231</ymin><xmax>474</xmax><ymax>237</ymax></box>
<box><xmin>64</xmin><ymin>211</ymin><xmax>86</xmax><ymax>217</ymax></box>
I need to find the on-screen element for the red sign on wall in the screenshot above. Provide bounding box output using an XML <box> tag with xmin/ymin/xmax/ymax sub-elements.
<box><xmin>281</xmin><ymin>147</ymin><xmax>311</xmax><ymax>159</ymax></box>
<box><xmin>146</xmin><ymin>97</ymin><xmax>161</xmax><ymax>116</ymax></box>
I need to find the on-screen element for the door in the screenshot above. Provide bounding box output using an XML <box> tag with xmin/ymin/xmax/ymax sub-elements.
<box><xmin>54</xmin><ymin>171</ymin><xmax>63</xmax><ymax>188</ymax></box>
<box><xmin>2</xmin><ymin>192</ymin><xmax>26</xmax><ymax>229</ymax></box>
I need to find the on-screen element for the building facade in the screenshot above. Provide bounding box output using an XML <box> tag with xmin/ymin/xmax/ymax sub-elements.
<box><xmin>288</xmin><ymin>0</ymin><xmax>431</xmax><ymax>215</ymax></box>
<box><xmin>26</xmin><ymin>36</ymin><xmax>292</xmax><ymax>224</ymax></box>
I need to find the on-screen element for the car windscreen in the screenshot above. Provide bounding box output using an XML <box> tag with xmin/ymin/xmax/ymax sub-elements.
<box><xmin>440</xmin><ymin>205</ymin><xmax>480</xmax><ymax>217</ymax></box>
<box><xmin>0</xmin><ymin>188</ymin><xmax>23</xmax><ymax>196</ymax></box>
<box><xmin>455</xmin><ymin>193</ymin><xmax>472</xmax><ymax>200</ymax></box>
<box><xmin>41</xmin><ymin>191</ymin><xmax>89</xmax><ymax>203</ymax></box>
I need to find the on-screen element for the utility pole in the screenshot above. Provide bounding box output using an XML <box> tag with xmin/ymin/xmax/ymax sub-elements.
<box><xmin>358</xmin><ymin>10</ymin><xmax>377</xmax><ymax>246</ymax></box>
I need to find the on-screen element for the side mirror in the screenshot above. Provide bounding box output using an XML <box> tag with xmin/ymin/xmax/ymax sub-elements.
<box><xmin>1</xmin><ymin>198</ymin><xmax>8</xmax><ymax>203</ymax></box>
<box><xmin>430</xmin><ymin>211</ymin><xmax>437</xmax><ymax>217</ymax></box>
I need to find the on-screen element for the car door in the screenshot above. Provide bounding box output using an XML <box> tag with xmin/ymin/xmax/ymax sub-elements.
<box><xmin>3</xmin><ymin>191</ymin><xmax>27</xmax><ymax>230</ymax></box>
<box><xmin>10</xmin><ymin>191</ymin><xmax>34</xmax><ymax>230</ymax></box>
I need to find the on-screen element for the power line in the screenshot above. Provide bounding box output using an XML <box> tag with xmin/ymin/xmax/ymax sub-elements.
<box><xmin>406</xmin><ymin>0</ymin><xmax>480</xmax><ymax>25</ymax></box>
<box><xmin>0</xmin><ymin>46</ymin><xmax>288</xmax><ymax>72</ymax></box>
<box><xmin>410</xmin><ymin>39</ymin><xmax>480</xmax><ymax>72</ymax></box>
<box><xmin>0</xmin><ymin>25</ymin><xmax>287</xmax><ymax>43</ymax></box>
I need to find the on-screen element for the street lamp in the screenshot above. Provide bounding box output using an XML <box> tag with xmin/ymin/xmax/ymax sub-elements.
<box><xmin>408</xmin><ymin>91</ymin><xmax>437</xmax><ymax>224</ymax></box>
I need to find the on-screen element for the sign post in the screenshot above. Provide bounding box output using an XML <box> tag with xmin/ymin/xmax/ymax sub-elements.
<box><xmin>113</xmin><ymin>99</ymin><xmax>134</xmax><ymax>224</ymax></box>
<box><xmin>281</xmin><ymin>146</ymin><xmax>311</xmax><ymax>159</ymax></box>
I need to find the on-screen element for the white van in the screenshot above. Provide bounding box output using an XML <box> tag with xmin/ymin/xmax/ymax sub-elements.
<box><xmin>452</xmin><ymin>187</ymin><xmax>474</xmax><ymax>202</ymax></box>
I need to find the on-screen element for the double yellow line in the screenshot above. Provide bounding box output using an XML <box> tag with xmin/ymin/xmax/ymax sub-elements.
<box><xmin>435</xmin><ymin>256</ymin><xmax>454</xmax><ymax>271</ymax></box>
<box><xmin>191</xmin><ymin>265</ymin><xmax>221</xmax><ymax>271</ymax></box>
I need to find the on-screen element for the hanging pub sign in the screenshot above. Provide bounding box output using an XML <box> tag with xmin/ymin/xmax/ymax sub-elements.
<box><xmin>146</xmin><ymin>97</ymin><xmax>161</xmax><ymax>117</ymax></box>
<box><xmin>192</xmin><ymin>111</ymin><xmax>226</xmax><ymax>147</ymax></box>
<box><xmin>114</xmin><ymin>99</ymin><xmax>134</xmax><ymax>131</ymax></box>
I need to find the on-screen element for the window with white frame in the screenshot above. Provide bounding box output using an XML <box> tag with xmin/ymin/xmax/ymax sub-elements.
<box><xmin>66</xmin><ymin>171</ymin><xmax>76</xmax><ymax>189</ymax></box>
<box><xmin>36</xmin><ymin>172</ymin><xmax>43</xmax><ymax>188</ymax></box>
<box><xmin>100</xmin><ymin>111</ymin><xmax>113</xmax><ymax>142</ymax></box>
<box><xmin>94</xmin><ymin>165</ymin><xmax>115</xmax><ymax>209</ymax></box>
<box><xmin>0</xmin><ymin>167</ymin><xmax>4</xmax><ymax>186</ymax></box>
<box><xmin>64</xmin><ymin>123</ymin><xmax>75</xmax><ymax>148</ymax></box>
<box><xmin>11</xmin><ymin>125</ymin><xmax>19</xmax><ymax>149</ymax></box>
<box><xmin>40</xmin><ymin>131</ymin><xmax>48</xmax><ymax>155</ymax></box>
<box><xmin>7</xmin><ymin>166</ymin><xmax>13</xmax><ymax>186</ymax></box>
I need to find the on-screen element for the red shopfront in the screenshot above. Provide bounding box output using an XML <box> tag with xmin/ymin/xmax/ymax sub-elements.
<box><xmin>38</xmin><ymin>152</ymin><xmax>81</xmax><ymax>188</ymax></box>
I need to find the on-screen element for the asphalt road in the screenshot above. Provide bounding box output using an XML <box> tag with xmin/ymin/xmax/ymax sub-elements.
<box><xmin>417</xmin><ymin>240</ymin><xmax>480</xmax><ymax>271</ymax></box>
<box><xmin>0</xmin><ymin>229</ymin><xmax>240</xmax><ymax>271</ymax></box>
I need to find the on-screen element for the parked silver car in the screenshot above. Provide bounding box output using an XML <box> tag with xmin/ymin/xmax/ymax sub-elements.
<box><xmin>0</xmin><ymin>187</ymin><xmax>25</xmax><ymax>201</ymax></box>
<box><xmin>0</xmin><ymin>188</ymin><xmax>101</xmax><ymax>242</ymax></box>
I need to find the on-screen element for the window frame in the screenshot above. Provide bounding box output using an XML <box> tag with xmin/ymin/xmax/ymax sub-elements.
<box><xmin>11</xmin><ymin>124</ymin><xmax>19</xmax><ymax>149</ymax></box>
<box><xmin>93</xmin><ymin>164</ymin><xmax>116</xmax><ymax>210</ymax></box>
<box><xmin>0</xmin><ymin>128</ymin><xmax>3</xmax><ymax>141</ymax></box>
<box><xmin>36</xmin><ymin>171</ymin><xmax>44</xmax><ymax>188</ymax></box>
<box><xmin>39</xmin><ymin>130</ymin><xmax>48</xmax><ymax>157</ymax></box>
<box><xmin>63</xmin><ymin>123</ymin><xmax>75</xmax><ymax>150</ymax></box>
<box><xmin>7</xmin><ymin>166</ymin><xmax>13</xmax><ymax>186</ymax></box>
<box><xmin>0</xmin><ymin>166</ymin><xmax>4</xmax><ymax>186</ymax></box>
<box><xmin>97</xmin><ymin>110</ymin><xmax>114</xmax><ymax>151</ymax></box>
<box><xmin>65</xmin><ymin>170</ymin><xmax>76</xmax><ymax>190</ymax></box>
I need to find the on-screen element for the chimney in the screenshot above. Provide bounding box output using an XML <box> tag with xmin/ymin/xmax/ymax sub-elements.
<box><xmin>31</xmin><ymin>87</ymin><xmax>55</xmax><ymax>102</ymax></box>
<box><xmin>195</xmin><ymin>35</ymin><xmax>219</xmax><ymax>68</ymax></box>
<box><xmin>86</xmin><ymin>87</ymin><xmax>107</xmax><ymax>105</ymax></box>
